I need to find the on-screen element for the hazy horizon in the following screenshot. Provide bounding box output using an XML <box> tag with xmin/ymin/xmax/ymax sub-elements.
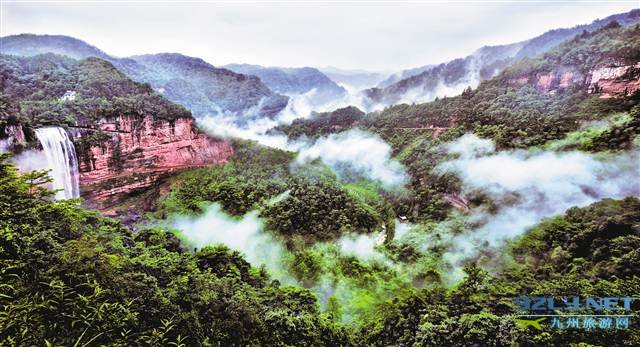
<box><xmin>1</xmin><ymin>1</ymin><xmax>638</xmax><ymax>72</ymax></box>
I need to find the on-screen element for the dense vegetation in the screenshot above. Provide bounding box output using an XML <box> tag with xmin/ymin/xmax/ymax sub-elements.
<box><xmin>360</xmin><ymin>198</ymin><xmax>640</xmax><ymax>347</ymax></box>
<box><xmin>153</xmin><ymin>140</ymin><xmax>392</xmax><ymax>243</ymax></box>
<box><xmin>0</xmin><ymin>153</ymin><xmax>352</xmax><ymax>346</ymax></box>
<box><xmin>272</xmin><ymin>106</ymin><xmax>365</xmax><ymax>139</ymax></box>
<box><xmin>2</xmin><ymin>153</ymin><xmax>638</xmax><ymax>345</ymax></box>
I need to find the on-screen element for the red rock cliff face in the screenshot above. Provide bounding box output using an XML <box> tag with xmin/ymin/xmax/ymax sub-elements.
<box><xmin>510</xmin><ymin>66</ymin><xmax>585</xmax><ymax>94</ymax></box>
<box><xmin>588</xmin><ymin>63</ymin><xmax>640</xmax><ymax>98</ymax></box>
<box><xmin>510</xmin><ymin>63</ymin><xmax>640</xmax><ymax>97</ymax></box>
<box><xmin>76</xmin><ymin>114</ymin><xmax>232</xmax><ymax>207</ymax></box>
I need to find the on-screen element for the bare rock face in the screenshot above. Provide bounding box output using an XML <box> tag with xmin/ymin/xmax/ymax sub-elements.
<box><xmin>77</xmin><ymin>115</ymin><xmax>232</xmax><ymax>207</ymax></box>
<box><xmin>588</xmin><ymin>63</ymin><xmax>640</xmax><ymax>98</ymax></box>
<box><xmin>510</xmin><ymin>63</ymin><xmax>640</xmax><ymax>98</ymax></box>
<box><xmin>4</xmin><ymin>125</ymin><xmax>26</xmax><ymax>144</ymax></box>
<box><xmin>533</xmin><ymin>67</ymin><xmax>584</xmax><ymax>94</ymax></box>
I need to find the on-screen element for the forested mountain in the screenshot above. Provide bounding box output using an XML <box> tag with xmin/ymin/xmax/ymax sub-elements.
<box><xmin>131</xmin><ymin>54</ymin><xmax>289</xmax><ymax>118</ymax></box>
<box><xmin>225</xmin><ymin>63</ymin><xmax>346</xmax><ymax>104</ymax></box>
<box><xmin>365</xmin><ymin>9</ymin><xmax>640</xmax><ymax>105</ymax></box>
<box><xmin>0</xmin><ymin>33</ymin><xmax>111</xmax><ymax>60</ymax></box>
<box><xmin>270</xmin><ymin>105</ymin><xmax>365</xmax><ymax>139</ymax></box>
<box><xmin>0</xmin><ymin>53</ymin><xmax>190</xmax><ymax>128</ymax></box>
<box><xmin>0</xmin><ymin>34</ymin><xmax>289</xmax><ymax>118</ymax></box>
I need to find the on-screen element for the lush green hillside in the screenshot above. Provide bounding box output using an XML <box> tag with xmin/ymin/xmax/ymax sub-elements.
<box><xmin>274</xmin><ymin>23</ymin><xmax>640</xmax><ymax>223</ymax></box>
<box><xmin>0</xmin><ymin>53</ymin><xmax>191</xmax><ymax>147</ymax></box>
<box><xmin>363</xmin><ymin>197</ymin><xmax>640</xmax><ymax>347</ymax></box>
<box><xmin>152</xmin><ymin>140</ymin><xmax>393</xmax><ymax>243</ymax></box>
<box><xmin>0</xmin><ymin>153</ymin><xmax>352</xmax><ymax>346</ymax></box>
<box><xmin>271</xmin><ymin>105</ymin><xmax>365</xmax><ymax>139</ymax></box>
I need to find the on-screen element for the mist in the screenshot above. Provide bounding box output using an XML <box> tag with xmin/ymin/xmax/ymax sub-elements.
<box><xmin>1</xmin><ymin>142</ymin><xmax>55</xmax><ymax>191</ymax></box>
<box><xmin>171</xmin><ymin>203</ymin><xmax>295</xmax><ymax>284</ymax></box>
<box><xmin>11</xmin><ymin>149</ymin><xmax>49</xmax><ymax>174</ymax></box>
<box><xmin>438</xmin><ymin>134</ymin><xmax>640</xmax><ymax>279</ymax></box>
<box><xmin>337</xmin><ymin>231</ymin><xmax>386</xmax><ymax>261</ymax></box>
<box><xmin>296</xmin><ymin>129</ymin><xmax>407</xmax><ymax>188</ymax></box>
<box><xmin>198</xmin><ymin>92</ymin><xmax>407</xmax><ymax>188</ymax></box>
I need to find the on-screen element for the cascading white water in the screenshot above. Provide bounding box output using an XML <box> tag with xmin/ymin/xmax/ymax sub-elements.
<box><xmin>34</xmin><ymin>127</ymin><xmax>80</xmax><ymax>200</ymax></box>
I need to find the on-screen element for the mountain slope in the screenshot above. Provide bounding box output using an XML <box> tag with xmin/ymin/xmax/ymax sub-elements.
<box><xmin>130</xmin><ymin>54</ymin><xmax>288</xmax><ymax>118</ymax></box>
<box><xmin>366</xmin><ymin>9</ymin><xmax>640</xmax><ymax>106</ymax></box>
<box><xmin>0</xmin><ymin>35</ymin><xmax>289</xmax><ymax>118</ymax></box>
<box><xmin>0</xmin><ymin>33</ymin><xmax>110</xmax><ymax>60</ymax></box>
<box><xmin>273</xmin><ymin>23</ymin><xmax>640</xmax><ymax>222</ymax></box>
<box><xmin>376</xmin><ymin>64</ymin><xmax>435</xmax><ymax>88</ymax></box>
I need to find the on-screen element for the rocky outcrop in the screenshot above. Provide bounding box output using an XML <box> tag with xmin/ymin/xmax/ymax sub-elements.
<box><xmin>4</xmin><ymin>125</ymin><xmax>26</xmax><ymax>144</ymax></box>
<box><xmin>76</xmin><ymin>115</ymin><xmax>232</xmax><ymax>207</ymax></box>
<box><xmin>529</xmin><ymin>67</ymin><xmax>585</xmax><ymax>94</ymax></box>
<box><xmin>444</xmin><ymin>193</ymin><xmax>470</xmax><ymax>213</ymax></box>
<box><xmin>588</xmin><ymin>63</ymin><xmax>640</xmax><ymax>98</ymax></box>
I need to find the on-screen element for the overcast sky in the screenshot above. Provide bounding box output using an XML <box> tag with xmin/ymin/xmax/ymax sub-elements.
<box><xmin>1</xmin><ymin>1</ymin><xmax>638</xmax><ymax>72</ymax></box>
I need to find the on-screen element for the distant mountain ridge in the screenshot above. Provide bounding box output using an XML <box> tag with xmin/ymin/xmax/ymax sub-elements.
<box><xmin>0</xmin><ymin>34</ymin><xmax>289</xmax><ymax>118</ymax></box>
<box><xmin>224</xmin><ymin>63</ymin><xmax>346</xmax><ymax>104</ymax></box>
<box><xmin>376</xmin><ymin>64</ymin><xmax>435</xmax><ymax>88</ymax></box>
<box><xmin>366</xmin><ymin>9</ymin><xmax>640</xmax><ymax>106</ymax></box>
<box><xmin>129</xmin><ymin>54</ymin><xmax>288</xmax><ymax>117</ymax></box>
<box><xmin>317</xmin><ymin>66</ymin><xmax>389</xmax><ymax>91</ymax></box>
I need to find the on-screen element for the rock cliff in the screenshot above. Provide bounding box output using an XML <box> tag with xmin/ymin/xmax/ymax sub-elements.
<box><xmin>588</xmin><ymin>63</ymin><xmax>640</xmax><ymax>98</ymax></box>
<box><xmin>510</xmin><ymin>63</ymin><xmax>640</xmax><ymax>97</ymax></box>
<box><xmin>76</xmin><ymin>115</ymin><xmax>232</xmax><ymax>207</ymax></box>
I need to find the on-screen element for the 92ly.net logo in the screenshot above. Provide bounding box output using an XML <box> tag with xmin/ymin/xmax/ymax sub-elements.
<box><xmin>513</xmin><ymin>296</ymin><xmax>635</xmax><ymax>331</ymax></box>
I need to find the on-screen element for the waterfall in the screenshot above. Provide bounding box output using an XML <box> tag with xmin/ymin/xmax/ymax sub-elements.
<box><xmin>34</xmin><ymin>127</ymin><xmax>80</xmax><ymax>200</ymax></box>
